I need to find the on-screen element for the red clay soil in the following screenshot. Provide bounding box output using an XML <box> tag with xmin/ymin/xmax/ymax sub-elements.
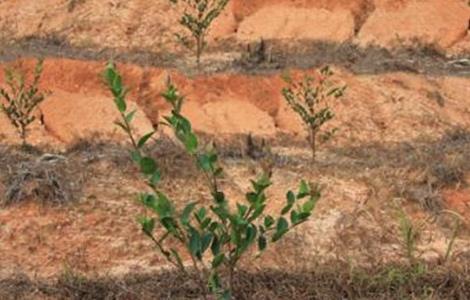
<box><xmin>0</xmin><ymin>0</ymin><xmax>469</xmax><ymax>52</ymax></box>
<box><xmin>0</xmin><ymin>0</ymin><xmax>469</xmax><ymax>284</ymax></box>
<box><xmin>443</xmin><ymin>188</ymin><xmax>470</xmax><ymax>220</ymax></box>
<box><xmin>0</xmin><ymin>56</ymin><xmax>469</xmax><ymax>280</ymax></box>
<box><xmin>1</xmin><ymin>57</ymin><xmax>470</xmax><ymax>146</ymax></box>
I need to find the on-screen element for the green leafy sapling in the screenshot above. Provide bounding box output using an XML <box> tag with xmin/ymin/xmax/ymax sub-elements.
<box><xmin>105</xmin><ymin>62</ymin><xmax>320</xmax><ymax>299</ymax></box>
<box><xmin>0</xmin><ymin>59</ymin><xmax>47</xmax><ymax>145</ymax></box>
<box><xmin>169</xmin><ymin>0</ymin><xmax>230</xmax><ymax>66</ymax></box>
<box><xmin>282</xmin><ymin>66</ymin><xmax>346</xmax><ymax>162</ymax></box>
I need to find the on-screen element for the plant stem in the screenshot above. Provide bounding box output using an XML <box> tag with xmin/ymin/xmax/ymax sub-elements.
<box><xmin>189</xmin><ymin>254</ymin><xmax>208</xmax><ymax>300</ymax></box>
<box><xmin>20</xmin><ymin>125</ymin><xmax>26</xmax><ymax>146</ymax></box>
<box><xmin>308</xmin><ymin>127</ymin><xmax>316</xmax><ymax>163</ymax></box>
<box><xmin>229</xmin><ymin>263</ymin><xmax>235</xmax><ymax>295</ymax></box>
<box><xmin>196</xmin><ymin>35</ymin><xmax>204</xmax><ymax>69</ymax></box>
<box><xmin>444</xmin><ymin>218</ymin><xmax>460</xmax><ymax>263</ymax></box>
<box><xmin>119</xmin><ymin>111</ymin><xmax>139</xmax><ymax>150</ymax></box>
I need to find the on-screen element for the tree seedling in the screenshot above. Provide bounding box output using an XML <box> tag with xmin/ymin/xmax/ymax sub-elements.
<box><xmin>0</xmin><ymin>59</ymin><xmax>47</xmax><ymax>145</ymax></box>
<box><xmin>105</xmin><ymin>62</ymin><xmax>320</xmax><ymax>299</ymax></box>
<box><xmin>282</xmin><ymin>66</ymin><xmax>346</xmax><ymax>163</ymax></box>
<box><xmin>169</xmin><ymin>0</ymin><xmax>230</xmax><ymax>67</ymax></box>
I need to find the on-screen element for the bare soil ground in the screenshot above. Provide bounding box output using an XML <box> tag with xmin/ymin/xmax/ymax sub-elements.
<box><xmin>0</xmin><ymin>1</ymin><xmax>470</xmax><ymax>298</ymax></box>
<box><xmin>1</xmin><ymin>130</ymin><xmax>470</xmax><ymax>298</ymax></box>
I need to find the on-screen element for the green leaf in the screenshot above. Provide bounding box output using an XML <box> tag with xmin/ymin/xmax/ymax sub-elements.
<box><xmin>297</xmin><ymin>180</ymin><xmax>310</xmax><ymax>199</ymax></box>
<box><xmin>286</xmin><ymin>190</ymin><xmax>296</xmax><ymax>203</ymax></box>
<box><xmin>245</xmin><ymin>192</ymin><xmax>258</xmax><ymax>204</ymax></box>
<box><xmin>248</xmin><ymin>204</ymin><xmax>266</xmax><ymax>222</ymax></box>
<box><xmin>280</xmin><ymin>204</ymin><xmax>293</xmax><ymax>216</ymax></box>
<box><xmin>297</xmin><ymin>212</ymin><xmax>311</xmax><ymax>223</ymax></box>
<box><xmin>258</xmin><ymin>235</ymin><xmax>267</xmax><ymax>251</ymax></box>
<box><xmin>212</xmin><ymin>253</ymin><xmax>225</xmax><ymax>268</ymax></box>
<box><xmin>125</xmin><ymin>110</ymin><xmax>137</xmax><ymax>124</ymax></box>
<box><xmin>104</xmin><ymin>64</ymin><xmax>116</xmax><ymax>84</ymax></box>
<box><xmin>140</xmin><ymin>193</ymin><xmax>158</xmax><ymax>211</ymax></box>
<box><xmin>156</xmin><ymin>192</ymin><xmax>173</xmax><ymax>218</ymax></box>
<box><xmin>137</xmin><ymin>216</ymin><xmax>155</xmax><ymax>235</ymax></box>
<box><xmin>138</xmin><ymin>131</ymin><xmax>155</xmax><ymax>148</ymax></box>
<box><xmin>201</xmin><ymin>218</ymin><xmax>211</xmax><ymax>229</ymax></box>
<box><xmin>291</xmin><ymin>210</ymin><xmax>311</xmax><ymax>225</ymax></box>
<box><xmin>302</xmin><ymin>198</ymin><xmax>317</xmax><ymax>213</ymax></box>
<box><xmin>252</xmin><ymin>174</ymin><xmax>271</xmax><ymax>193</ymax></box>
<box><xmin>201</xmin><ymin>232</ymin><xmax>213</xmax><ymax>254</ymax></box>
<box><xmin>272</xmin><ymin>217</ymin><xmax>289</xmax><ymax>242</ymax></box>
<box><xmin>237</xmin><ymin>203</ymin><xmax>248</xmax><ymax>216</ymax></box>
<box><xmin>264</xmin><ymin>216</ymin><xmax>275</xmax><ymax>228</ymax></box>
<box><xmin>290</xmin><ymin>210</ymin><xmax>299</xmax><ymax>225</ymax></box>
<box><xmin>170</xmin><ymin>249</ymin><xmax>184</xmax><ymax>268</ymax></box>
<box><xmin>130</xmin><ymin>150</ymin><xmax>141</xmax><ymax>163</ymax></box>
<box><xmin>211</xmin><ymin>234</ymin><xmax>221</xmax><ymax>255</ymax></box>
<box><xmin>174</xmin><ymin>114</ymin><xmax>191</xmax><ymax>133</ymax></box>
<box><xmin>162</xmin><ymin>84</ymin><xmax>177</xmax><ymax>102</ymax></box>
<box><xmin>212</xmin><ymin>192</ymin><xmax>225</xmax><ymax>204</ymax></box>
<box><xmin>244</xmin><ymin>225</ymin><xmax>257</xmax><ymax>248</ymax></box>
<box><xmin>140</xmin><ymin>157</ymin><xmax>157</xmax><ymax>175</ymax></box>
<box><xmin>195</xmin><ymin>207</ymin><xmax>206</xmax><ymax>223</ymax></box>
<box><xmin>161</xmin><ymin>217</ymin><xmax>178</xmax><ymax>235</ymax></box>
<box><xmin>114</xmin><ymin>96</ymin><xmax>126</xmax><ymax>113</ymax></box>
<box><xmin>184</xmin><ymin>132</ymin><xmax>198</xmax><ymax>154</ymax></box>
<box><xmin>281</xmin><ymin>191</ymin><xmax>296</xmax><ymax>215</ymax></box>
<box><xmin>112</xmin><ymin>74</ymin><xmax>123</xmax><ymax>95</ymax></box>
<box><xmin>180</xmin><ymin>202</ymin><xmax>197</xmax><ymax>226</ymax></box>
<box><xmin>211</xmin><ymin>205</ymin><xmax>229</xmax><ymax>221</ymax></box>
<box><xmin>232</xmin><ymin>215</ymin><xmax>248</xmax><ymax>227</ymax></box>
<box><xmin>209</xmin><ymin>221</ymin><xmax>219</xmax><ymax>232</ymax></box>
<box><xmin>189</xmin><ymin>228</ymin><xmax>202</xmax><ymax>259</ymax></box>
<box><xmin>198</xmin><ymin>153</ymin><xmax>213</xmax><ymax>171</ymax></box>
<box><xmin>149</xmin><ymin>170</ymin><xmax>161</xmax><ymax>186</ymax></box>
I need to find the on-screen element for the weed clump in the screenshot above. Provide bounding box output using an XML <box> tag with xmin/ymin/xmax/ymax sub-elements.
<box><xmin>2</xmin><ymin>153</ymin><xmax>81</xmax><ymax>206</ymax></box>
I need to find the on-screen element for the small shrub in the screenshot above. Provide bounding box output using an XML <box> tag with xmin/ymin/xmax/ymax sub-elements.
<box><xmin>105</xmin><ymin>62</ymin><xmax>319</xmax><ymax>299</ymax></box>
<box><xmin>282</xmin><ymin>66</ymin><xmax>346</xmax><ymax>162</ymax></box>
<box><xmin>169</xmin><ymin>0</ymin><xmax>230</xmax><ymax>66</ymax></box>
<box><xmin>0</xmin><ymin>59</ymin><xmax>47</xmax><ymax>145</ymax></box>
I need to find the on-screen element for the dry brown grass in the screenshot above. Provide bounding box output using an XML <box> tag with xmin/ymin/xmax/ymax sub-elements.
<box><xmin>268</xmin><ymin>128</ymin><xmax>470</xmax><ymax>214</ymax></box>
<box><xmin>0</xmin><ymin>145</ymin><xmax>83</xmax><ymax>206</ymax></box>
<box><xmin>1</xmin><ymin>262</ymin><xmax>469</xmax><ymax>300</ymax></box>
<box><xmin>2</xmin><ymin>36</ymin><xmax>468</xmax><ymax>76</ymax></box>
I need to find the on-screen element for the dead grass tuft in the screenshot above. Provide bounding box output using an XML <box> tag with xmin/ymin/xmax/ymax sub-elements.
<box><xmin>2</xmin><ymin>153</ymin><xmax>82</xmax><ymax>206</ymax></box>
<box><xmin>1</xmin><ymin>262</ymin><xmax>469</xmax><ymax>300</ymax></box>
<box><xmin>0</xmin><ymin>145</ymin><xmax>84</xmax><ymax>206</ymax></box>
